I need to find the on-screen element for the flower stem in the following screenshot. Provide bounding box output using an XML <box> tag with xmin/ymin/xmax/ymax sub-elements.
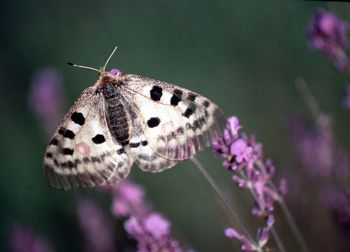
<box><xmin>246</xmin><ymin>184</ymin><xmax>287</xmax><ymax>252</ymax></box>
<box><xmin>278</xmin><ymin>199</ymin><xmax>310</xmax><ymax>252</ymax></box>
<box><xmin>270</xmin><ymin>226</ymin><xmax>287</xmax><ymax>252</ymax></box>
<box><xmin>295</xmin><ymin>78</ymin><xmax>326</xmax><ymax>125</ymax></box>
<box><xmin>190</xmin><ymin>156</ymin><xmax>259</xmax><ymax>250</ymax></box>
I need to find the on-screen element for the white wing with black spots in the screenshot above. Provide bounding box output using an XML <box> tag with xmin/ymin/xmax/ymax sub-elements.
<box><xmin>43</xmin><ymin>87</ymin><xmax>132</xmax><ymax>190</ymax></box>
<box><xmin>121</xmin><ymin>74</ymin><xmax>225</xmax><ymax>161</ymax></box>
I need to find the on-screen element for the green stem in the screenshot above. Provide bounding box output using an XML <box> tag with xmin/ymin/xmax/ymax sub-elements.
<box><xmin>190</xmin><ymin>156</ymin><xmax>260</xmax><ymax>250</ymax></box>
<box><xmin>278</xmin><ymin>199</ymin><xmax>310</xmax><ymax>252</ymax></box>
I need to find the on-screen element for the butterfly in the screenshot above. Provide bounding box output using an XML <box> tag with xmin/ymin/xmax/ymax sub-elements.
<box><xmin>43</xmin><ymin>47</ymin><xmax>225</xmax><ymax>190</ymax></box>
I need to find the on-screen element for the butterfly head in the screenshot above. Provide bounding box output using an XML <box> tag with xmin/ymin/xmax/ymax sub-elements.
<box><xmin>97</xmin><ymin>67</ymin><xmax>124</xmax><ymax>85</ymax></box>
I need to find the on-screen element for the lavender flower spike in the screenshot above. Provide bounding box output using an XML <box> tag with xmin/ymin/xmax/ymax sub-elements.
<box><xmin>224</xmin><ymin>216</ymin><xmax>274</xmax><ymax>252</ymax></box>
<box><xmin>28</xmin><ymin>67</ymin><xmax>65</xmax><ymax>135</ymax></box>
<box><xmin>104</xmin><ymin>180</ymin><xmax>184</xmax><ymax>251</ymax></box>
<box><xmin>76</xmin><ymin>199</ymin><xmax>115</xmax><ymax>252</ymax></box>
<box><xmin>124</xmin><ymin>213</ymin><xmax>182</xmax><ymax>252</ymax></box>
<box><xmin>9</xmin><ymin>225</ymin><xmax>54</xmax><ymax>252</ymax></box>
<box><xmin>307</xmin><ymin>9</ymin><xmax>349</xmax><ymax>72</ymax></box>
<box><xmin>213</xmin><ymin>116</ymin><xmax>283</xmax><ymax>250</ymax></box>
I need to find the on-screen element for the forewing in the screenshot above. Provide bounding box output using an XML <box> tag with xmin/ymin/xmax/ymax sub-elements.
<box><xmin>121</xmin><ymin>74</ymin><xmax>225</xmax><ymax>160</ymax></box>
<box><xmin>43</xmin><ymin>87</ymin><xmax>132</xmax><ymax>190</ymax></box>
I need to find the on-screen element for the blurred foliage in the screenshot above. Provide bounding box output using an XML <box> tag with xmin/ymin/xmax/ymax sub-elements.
<box><xmin>1</xmin><ymin>0</ymin><xmax>350</xmax><ymax>251</ymax></box>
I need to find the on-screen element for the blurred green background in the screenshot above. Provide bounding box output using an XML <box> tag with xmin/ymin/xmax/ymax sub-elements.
<box><xmin>1</xmin><ymin>1</ymin><xmax>350</xmax><ymax>251</ymax></box>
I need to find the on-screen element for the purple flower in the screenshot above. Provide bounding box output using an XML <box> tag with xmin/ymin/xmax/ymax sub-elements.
<box><xmin>307</xmin><ymin>9</ymin><xmax>350</xmax><ymax>72</ymax></box>
<box><xmin>103</xmin><ymin>179</ymin><xmax>184</xmax><ymax>251</ymax></box>
<box><xmin>321</xmin><ymin>187</ymin><xmax>350</xmax><ymax>236</ymax></box>
<box><xmin>28</xmin><ymin>68</ymin><xmax>65</xmax><ymax>135</ymax></box>
<box><xmin>227</xmin><ymin>116</ymin><xmax>241</xmax><ymax>136</ymax></box>
<box><xmin>76</xmin><ymin>199</ymin><xmax>115</xmax><ymax>252</ymax></box>
<box><xmin>124</xmin><ymin>213</ymin><xmax>182</xmax><ymax>252</ymax></box>
<box><xmin>288</xmin><ymin>113</ymin><xmax>348</xmax><ymax>179</ymax></box>
<box><xmin>230</xmin><ymin>139</ymin><xmax>253</xmax><ymax>164</ymax></box>
<box><xmin>9</xmin><ymin>225</ymin><xmax>54</xmax><ymax>252</ymax></box>
<box><xmin>144</xmin><ymin>213</ymin><xmax>170</xmax><ymax>238</ymax></box>
<box><xmin>224</xmin><ymin>216</ymin><xmax>274</xmax><ymax>252</ymax></box>
<box><xmin>224</xmin><ymin>227</ymin><xmax>256</xmax><ymax>251</ymax></box>
<box><xmin>213</xmin><ymin>116</ymin><xmax>282</xmax><ymax>249</ymax></box>
<box><xmin>213</xmin><ymin>116</ymin><xmax>280</xmax><ymax>214</ymax></box>
<box><xmin>102</xmin><ymin>180</ymin><xmax>148</xmax><ymax>218</ymax></box>
<box><xmin>213</xmin><ymin>130</ymin><xmax>262</xmax><ymax>171</ymax></box>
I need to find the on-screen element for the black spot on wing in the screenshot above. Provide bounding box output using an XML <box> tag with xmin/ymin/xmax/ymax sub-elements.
<box><xmin>187</xmin><ymin>93</ymin><xmax>197</xmax><ymax>101</ymax></box>
<box><xmin>71</xmin><ymin>112</ymin><xmax>85</xmax><ymax>125</ymax></box>
<box><xmin>170</xmin><ymin>89</ymin><xmax>183</xmax><ymax>106</ymax></box>
<box><xmin>63</xmin><ymin>129</ymin><xmax>75</xmax><ymax>139</ymax></box>
<box><xmin>91</xmin><ymin>156</ymin><xmax>101</xmax><ymax>163</ymax></box>
<box><xmin>150</xmin><ymin>86</ymin><xmax>163</xmax><ymax>101</ymax></box>
<box><xmin>45</xmin><ymin>152</ymin><xmax>53</xmax><ymax>158</ymax></box>
<box><xmin>121</xmin><ymin>140</ymin><xmax>129</xmax><ymax>146</ymax></box>
<box><xmin>61</xmin><ymin>161</ymin><xmax>75</xmax><ymax>168</ymax></box>
<box><xmin>58</xmin><ymin>127</ymin><xmax>65</xmax><ymax>135</ymax></box>
<box><xmin>203</xmin><ymin>100</ymin><xmax>210</xmax><ymax>108</ymax></box>
<box><xmin>182</xmin><ymin>104</ymin><xmax>196</xmax><ymax>118</ymax></box>
<box><xmin>117</xmin><ymin>148</ymin><xmax>125</xmax><ymax>155</ymax></box>
<box><xmin>92</xmin><ymin>134</ymin><xmax>105</xmax><ymax>144</ymax></box>
<box><xmin>50</xmin><ymin>138</ymin><xmax>58</xmax><ymax>145</ymax></box>
<box><xmin>63</xmin><ymin>148</ymin><xmax>74</xmax><ymax>155</ymax></box>
<box><xmin>147</xmin><ymin>117</ymin><xmax>161</xmax><ymax>128</ymax></box>
<box><xmin>177</xmin><ymin>127</ymin><xmax>184</xmax><ymax>134</ymax></box>
<box><xmin>130</xmin><ymin>142</ymin><xmax>140</xmax><ymax>148</ymax></box>
<box><xmin>141</xmin><ymin>140</ymin><xmax>148</xmax><ymax>146</ymax></box>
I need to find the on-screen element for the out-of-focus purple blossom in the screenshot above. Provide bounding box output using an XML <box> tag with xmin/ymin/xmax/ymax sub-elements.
<box><xmin>321</xmin><ymin>187</ymin><xmax>350</xmax><ymax>236</ymax></box>
<box><xmin>278</xmin><ymin>178</ymin><xmax>288</xmax><ymax>196</ymax></box>
<box><xmin>143</xmin><ymin>213</ymin><xmax>170</xmax><ymax>238</ymax></box>
<box><xmin>28</xmin><ymin>68</ymin><xmax>65</xmax><ymax>135</ymax></box>
<box><xmin>76</xmin><ymin>199</ymin><xmax>115</xmax><ymax>252</ymax></box>
<box><xmin>9</xmin><ymin>225</ymin><xmax>54</xmax><ymax>252</ymax></box>
<box><xmin>224</xmin><ymin>227</ymin><xmax>256</xmax><ymax>251</ymax></box>
<box><xmin>343</xmin><ymin>84</ymin><xmax>350</xmax><ymax>109</ymax></box>
<box><xmin>213</xmin><ymin>116</ymin><xmax>282</xmax><ymax>249</ymax></box>
<box><xmin>224</xmin><ymin>216</ymin><xmax>274</xmax><ymax>252</ymax></box>
<box><xmin>124</xmin><ymin>213</ymin><xmax>182</xmax><ymax>252</ymax></box>
<box><xmin>307</xmin><ymin>9</ymin><xmax>350</xmax><ymax>72</ymax></box>
<box><xmin>102</xmin><ymin>180</ymin><xmax>148</xmax><ymax>218</ymax></box>
<box><xmin>288</xmin><ymin>113</ymin><xmax>348</xmax><ymax>178</ymax></box>
<box><xmin>103</xmin><ymin>180</ymin><xmax>183</xmax><ymax>251</ymax></box>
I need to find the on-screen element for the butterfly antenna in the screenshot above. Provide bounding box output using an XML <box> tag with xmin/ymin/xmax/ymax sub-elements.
<box><xmin>103</xmin><ymin>45</ymin><xmax>118</xmax><ymax>71</ymax></box>
<box><xmin>67</xmin><ymin>62</ymin><xmax>101</xmax><ymax>73</ymax></box>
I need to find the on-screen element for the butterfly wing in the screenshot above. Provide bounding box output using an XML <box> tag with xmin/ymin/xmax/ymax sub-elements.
<box><xmin>121</xmin><ymin>74</ymin><xmax>225</xmax><ymax>161</ymax></box>
<box><xmin>43</xmin><ymin>87</ymin><xmax>132</xmax><ymax>190</ymax></box>
<box><xmin>122</xmin><ymin>102</ymin><xmax>178</xmax><ymax>173</ymax></box>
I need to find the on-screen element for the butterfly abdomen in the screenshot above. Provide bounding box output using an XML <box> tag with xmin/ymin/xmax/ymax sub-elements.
<box><xmin>102</xmin><ymin>84</ymin><xmax>130</xmax><ymax>146</ymax></box>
